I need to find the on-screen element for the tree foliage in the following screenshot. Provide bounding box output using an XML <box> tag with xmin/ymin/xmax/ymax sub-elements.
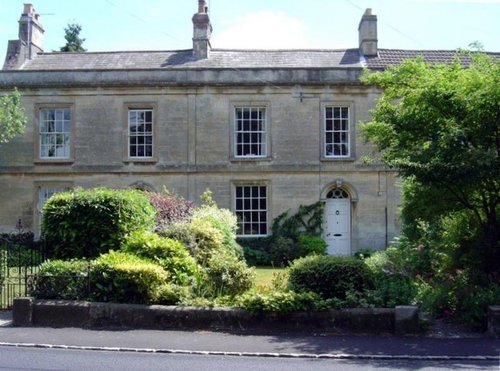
<box><xmin>0</xmin><ymin>88</ymin><xmax>27</xmax><ymax>144</ymax></box>
<box><xmin>361</xmin><ymin>54</ymin><xmax>499</xmax><ymax>252</ymax></box>
<box><xmin>60</xmin><ymin>23</ymin><xmax>86</xmax><ymax>52</ymax></box>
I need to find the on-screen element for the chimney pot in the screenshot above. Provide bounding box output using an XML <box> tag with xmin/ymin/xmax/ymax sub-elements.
<box><xmin>193</xmin><ymin>0</ymin><xmax>212</xmax><ymax>59</ymax></box>
<box><xmin>3</xmin><ymin>3</ymin><xmax>44</xmax><ymax>69</ymax></box>
<box><xmin>23</xmin><ymin>3</ymin><xmax>35</xmax><ymax>14</ymax></box>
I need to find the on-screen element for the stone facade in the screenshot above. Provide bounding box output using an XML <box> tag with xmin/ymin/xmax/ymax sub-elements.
<box><xmin>0</xmin><ymin>2</ymin><xmax>412</xmax><ymax>254</ymax></box>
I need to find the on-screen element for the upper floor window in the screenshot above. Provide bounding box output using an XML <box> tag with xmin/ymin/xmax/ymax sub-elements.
<box><xmin>39</xmin><ymin>108</ymin><xmax>71</xmax><ymax>159</ymax></box>
<box><xmin>234</xmin><ymin>107</ymin><xmax>267</xmax><ymax>158</ymax></box>
<box><xmin>324</xmin><ymin>106</ymin><xmax>350</xmax><ymax>158</ymax></box>
<box><xmin>128</xmin><ymin>109</ymin><xmax>153</xmax><ymax>158</ymax></box>
<box><xmin>235</xmin><ymin>185</ymin><xmax>268</xmax><ymax>237</ymax></box>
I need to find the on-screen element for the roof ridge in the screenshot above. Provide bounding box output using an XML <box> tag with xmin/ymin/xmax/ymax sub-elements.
<box><xmin>38</xmin><ymin>49</ymin><xmax>193</xmax><ymax>55</ymax></box>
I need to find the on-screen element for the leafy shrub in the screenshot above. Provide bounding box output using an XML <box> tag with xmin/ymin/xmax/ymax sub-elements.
<box><xmin>456</xmin><ymin>282</ymin><xmax>500</xmax><ymax>330</ymax></box>
<box><xmin>122</xmin><ymin>230</ymin><xmax>198</xmax><ymax>285</ymax></box>
<box><xmin>354</xmin><ymin>249</ymin><xmax>376</xmax><ymax>260</ymax></box>
<box><xmin>43</xmin><ymin>188</ymin><xmax>156</xmax><ymax>259</ymax></box>
<box><xmin>191</xmin><ymin>205</ymin><xmax>243</xmax><ymax>258</ymax></box>
<box><xmin>370</xmin><ymin>273</ymin><xmax>417</xmax><ymax>308</ymax></box>
<box><xmin>147</xmin><ymin>191</ymin><xmax>194</xmax><ymax>231</ymax></box>
<box><xmin>237</xmin><ymin>289</ymin><xmax>327</xmax><ymax>315</ymax></box>
<box><xmin>288</xmin><ymin>255</ymin><xmax>373</xmax><ymax>299</ymax></box>
<box><xmin>90</xmin><ymin>251</ymin><xmax>168</xmax><ymax>304</ymax></box>
<box><xmin>30</xmin><ymin>259</ymin><xmax>90</xmax><ymax>300</ymax></box>
<box><xmin>268</xmin><ymin>237</ymin><xmax>305</xmax><ymax>266</ymax></box>
<box><xmin>159</xmin><ymin>221</ymin><xmax>198</xmax><ymax>255</ymax></box>
<box><xmin>238</xmin><ymin>237</ymin><xmax>272</xmax><ymax>266</ymax></box>
<box><xmin>297</xmin><ymin>235</ymin><xmax>327</xmax><ymax>255</ymax></box>
<box><xmin>203</xmin><ymin>249</ymin><xmax>255</xmax><ymax>296</ymax></box>
<box><xmin>0</xmin><ymin>232</ymin><xmax>43</xmax><ymax>266</ymax></box>
<box><xmin>154</xmin><ymin>283</ymin><xmax>190</xmax><ymax>305</ymax></box>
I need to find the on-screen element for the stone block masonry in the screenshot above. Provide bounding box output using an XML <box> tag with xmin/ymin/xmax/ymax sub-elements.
<box><xmin>13</xmin><ymin>298</ymin><xmax>422</xmax><ymax>335</ymax></box>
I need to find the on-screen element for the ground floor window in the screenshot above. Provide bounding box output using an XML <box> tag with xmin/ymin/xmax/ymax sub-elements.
<box><xmin>235</xmin><ymin>185</ymin><xmax>267</xmax><ymax>236</ymax></box>
<box><xmin>37</xmin><ymin>186</ymin><xmax>68</xmax><ymax>235</ymax></box>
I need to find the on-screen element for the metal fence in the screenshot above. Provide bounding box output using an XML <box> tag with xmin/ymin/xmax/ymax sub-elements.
<box><xmin>0</xmin><ymin>232</ymin><xmax>47</xmax><ymax>309</ymax></box>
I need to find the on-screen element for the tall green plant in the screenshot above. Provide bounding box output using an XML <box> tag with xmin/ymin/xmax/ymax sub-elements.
<box><xmin>43</xmin><ymin>188</ymin><xmax>156</xmax><ymax>259</ymax></box>
<box><xmin>0</xmin><ymin>88</ymin><xmax>27</xmax><ymax>144</ymax></box>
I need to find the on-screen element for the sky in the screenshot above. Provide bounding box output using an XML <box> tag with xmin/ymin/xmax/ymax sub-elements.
<box><xmin>0</xmin><ymin>0</ymin><xmax>499</xmax><ymax>61</ymax></box>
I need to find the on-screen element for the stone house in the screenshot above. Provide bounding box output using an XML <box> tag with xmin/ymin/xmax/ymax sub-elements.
<box><xmin>0</xmin><ymin>1</ymin><xmax>474</xmax><ymax>255</ymax></box>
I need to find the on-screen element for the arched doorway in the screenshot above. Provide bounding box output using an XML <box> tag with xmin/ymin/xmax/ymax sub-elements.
<box><xmin>324</xmin><ymin>187</ymin><xmax>351</xmax><ymax>256</ymax></box>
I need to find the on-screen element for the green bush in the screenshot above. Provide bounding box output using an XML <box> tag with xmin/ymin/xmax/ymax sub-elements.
<box><xmin>159</xmin><ymin>222</ymin><xmax>198</xmax><ymax>254</ymax></box>
<box><xmin>90</xmin><ymin>251</ymin><xmax>168</xmax><ymax>304</ymax></box>
<box><xmin>203</xmin><ymin>249</ymin><xmax>255</xmax><ymax>296</ymax></box>
<box><xmin>297</xmin><ymin>235</ymin><xmax>327</xmax><ymax>255</ymax></box>
<box><xmin>269</xmin><ymin>237</ymin><xmax>305</xmax><ymax>266</ymax></box>
<box><xmin>0</xmin><ymin>232</ymin><xmax>43</xmax><ymax>267</ymax></box>
<box><xmin>191</xmin><ymin>205</ymin><xmax>243</xmax><ymax>258</ymax></box>
<box><xmin>122</xmin><ymin>230</ymin><xmax>198</xmax><ymax>285</ymax></box>
<box><xmin>370</xmin><ymin>273</ymin><xmax>417</xmax><ymax>308</ymax></box>
<box><xmin>43</xmin><ymin>188</ymin><xmax>156</xmax><ymax>259</ymax></box>
<box><xmin>30</xmin><ymin>259</ymin><xmax>90</xmax><ymax>300</ymax></box>
<box><xmin>238</xmin><ymin>237</ymin><xmax>272</xmax><ymax>266</ymax></box>
<box><xmin>288</xmin><ymin>255</ymin><xmax>373</xmax><ymax>299</ymax></box>
<box><xmin>457</xmin><ymin>282</ymin><xmax>500</xmax><ymax>330</ymax></box>
<box><xmin>237</xmin><ymin>289</ymin><xmax>326</xmax><ymax>315</ymax></box>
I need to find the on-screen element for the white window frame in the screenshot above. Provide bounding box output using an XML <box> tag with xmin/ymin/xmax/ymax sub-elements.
<box><xmin>128</xmin><ymin>108</ymin><xmax>154</xmax><ymax>159</ymax></box>
<box><xmin>233</xmin><ymin>106</ymin><xmax>267</xmax><ymax>158</ymax></box>
<box><xmin>324</xmin><ymin>105</ymin><xmax>350</xmax><ymax>158</ymax></box>
<box><xmin>234</xmin><ymin>184</ymin><xmax>268</xmax><ymax>237</ymax></box>
<box><xmin>39</xmin><ymin>108</ymin><xmax>71</xmax><ymax>159</ymax></box>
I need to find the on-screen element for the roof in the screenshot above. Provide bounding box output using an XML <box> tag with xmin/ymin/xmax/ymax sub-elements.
<box><xmin>16</xmin><ymin>48</ymin><xmax>499</xmax><ymax>72</ymax></box>
<box><xmin>19</xmin><ymin>49</ymin><xmax>363</xmax><ymax>71</ymax></box>
<box><xmin>365</xmin><ymin>49</ymin><xmax>500</xmax><ymax>68</ymax></box>
<box><xmin>2</xmin><ymin>48</ymin><xmax>498</xmax><ymax>89</ymax></box>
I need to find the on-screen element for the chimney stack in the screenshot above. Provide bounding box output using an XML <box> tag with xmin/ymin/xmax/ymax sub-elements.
<box><xmin>192</xmin><ymin>0</ymin><xmax>212</xmax><ymax>59</ymax></box>
<box><xmin>3</xmin><ymin>3</ymin><xmax>44</xmax><ymax>70</ymax></box>
<box><xmin>358</xmin><ymin>8</ymin><xmax>377</xmax><ymax>57</ymax></box>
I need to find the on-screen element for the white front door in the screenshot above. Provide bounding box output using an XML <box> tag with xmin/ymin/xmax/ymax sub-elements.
<box><xmin>325</xmin><ymin>199</ymin><xmax>351</xmax><ymax>256</ymax></box>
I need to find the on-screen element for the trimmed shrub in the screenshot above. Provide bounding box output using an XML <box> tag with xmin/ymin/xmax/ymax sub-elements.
<box><xmin>147</xmin><ymin>191</ymin><xmax>195</xmax><ymax>231</ymax></box>
<box><xmin>203</xmin><ymin>249</ymin><xmax>255</xmax><ymax>296</ymax></box>
<box><xmin>30</xmin><ymin>259</ymin><xmax>90</xmax><ymax>300</ymax></box>
<box><xmin>237</xmin><ymin>289</ymin><xmax>326</xmax><ymax>315</ymax></box>
<box><xmin>43</xmin><ymin>188</ymin><xmax>156</xmax><ymax>259</ymax></box>
<box><xmin>288</xmin><ymin>255</ymin><xmax>374</xmax><ymax>299</ymax></box>
<box><xmin>297</xmin><ymin>235</ymin><xmax>327</xmax><ymax>255</ymax></box>
<box><xmin>122</xmin><ymin>230</ymin><xmax>198</xmax><ymax>285</ymax></box>
<box><xmin>90</xmin><ymin>251</ymin><xmax>168</xmax><ymax>304</ymax></box>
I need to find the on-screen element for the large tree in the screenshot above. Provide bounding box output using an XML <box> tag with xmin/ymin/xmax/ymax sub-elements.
<box><xmin>0</xmin><ymin>88</ymin><xmax>27</xmax><ymax>144</ymax></box>
<box><xmin>361</xmin><ymin>54</ymin><xmax>499</xmax><ymax>254</ymax></box>
<box><xmin>60</xmin><ymin>23</ymin><xmax>86</xmax><ymax>52</ymax></box>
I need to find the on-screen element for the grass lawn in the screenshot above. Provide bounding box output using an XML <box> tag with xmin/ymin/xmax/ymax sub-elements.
<box><xmin>254</xmin><ymin>267</ymin><xmax>287</xmax><ymax>288</ymax></box>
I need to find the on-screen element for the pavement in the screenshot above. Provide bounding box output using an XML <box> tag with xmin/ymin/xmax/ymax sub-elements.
<box><xmin>0</xmin><ymin>311</ymin><xmax>498</xmax><ymax>361</ymax></box>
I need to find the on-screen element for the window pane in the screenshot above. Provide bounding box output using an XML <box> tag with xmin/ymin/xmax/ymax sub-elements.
<box><xmin>325</xmin><ymin>106</ymin><xmax>349</xmax><ymax>157</ymax></box>
<box><xmin>235</xmin><ymin>185</ymin><xmax>267</xmax><ymax>236</ymax></box>
<box><xmin>40</xmin><ymin>108</ymin><xmax>70</xmax><ymax>159</ymax></box>
<box><xmin>129</xmin><ymin>109</ymin><xmax>153</xmax><ymax>158</ymax></box>
<box><xmin>234</xmin><ymin>107</ymin><xmax>266</xmax><ymax>158</ymax></box>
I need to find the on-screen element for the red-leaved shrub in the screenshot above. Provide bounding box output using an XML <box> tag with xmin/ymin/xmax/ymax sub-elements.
<box><xmin>147</xmin><ymin>192</ymin><xmax>195</xmax><ymax>230</ymax></box>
